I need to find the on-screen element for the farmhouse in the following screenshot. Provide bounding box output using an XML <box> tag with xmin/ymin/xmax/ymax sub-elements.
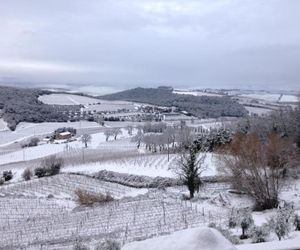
<box><xmin>57</xmin><ymin>131</ymin><xmax>72</xmax><ymax>140</ymax></box>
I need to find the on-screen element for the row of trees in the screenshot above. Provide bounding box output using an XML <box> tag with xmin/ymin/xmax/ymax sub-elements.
<box><xmin>104</xmin><ymin>128</ymin><xmax>123</xmax><ymax>141</ymax></box>
<box><xmin>101</xmin><ymin>87</ymin><xmax>248</xmax><ymax>118</ymax></box>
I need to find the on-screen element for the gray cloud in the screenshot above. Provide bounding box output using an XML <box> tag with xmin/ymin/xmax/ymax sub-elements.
<box><xmin>0</xmin><ymin>0</ymin><xmax>299</xmax><ymax>90</ymax></box>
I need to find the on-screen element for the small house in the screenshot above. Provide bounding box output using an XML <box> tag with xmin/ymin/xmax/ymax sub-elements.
<box><xmin>57</xmin><ymin>131</ymin><xmax>72</xmax><ymax>140</ymax></box>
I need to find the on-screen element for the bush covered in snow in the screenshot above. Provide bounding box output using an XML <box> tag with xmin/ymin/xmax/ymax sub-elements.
<box><xmin>239</xmin><ymin>209</ymin><xmax>254</xmax><ymax>239</ymax></box>
<box><xmin>294</xmin><ymin>214</ymin><xmax>300</xmax><ymax>231</ymax></box>
<box><xmin>21</xmin><ymin>137</ymin><xmax>40</xmax><ymax>148</ymax></box>
<box><xmin>73</xmin><ymin>241</ymin><xmax>90</xmax><ymax>250</ymax></box>
<box><xmin>268</xmin><ymin>204</ymin><xmax>295</xmax><ymax>241</ymax></box>
<box><xmin>250</xmin><ymin>224</ymin><xmax>270</xmax><ymax>243</ymax></box>
<box><xmin>75</xmin><ymin>189</ymin><xmax>114</xmax><ymax>206</ymax></box>
<box><xmin>195</xmin><ymin>128</ymin><xmax>233</xmax><ymax>152</ymax></box>
<box><xmin>96</xmin><ymin>240</ymin><xmax>120</xmax><ymax>250</ymax></box>
<box><xmin>94</xmin><ymin>170</ymin><xmax>182</xmax><ymax>188</ymax></box>
<box><xmin>34</xmin><ymin>156</ymin><xmax>63</xmax><ymax>178</ymax></box>
<box><xmin>208</xmin><ymin>223</ymin><xmax>240</xmax><ymax>245</ymax></box>
<box><xmin>22</xmin><ymin>168</ymin><xmax>33</xmax><ymax>181</ymax></box>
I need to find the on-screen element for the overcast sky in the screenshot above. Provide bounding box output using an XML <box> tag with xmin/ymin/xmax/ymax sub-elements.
<box><xmin>0</xmin><ymin>0</ymin><xmax>300</xmax><ymax>91</ymax></box>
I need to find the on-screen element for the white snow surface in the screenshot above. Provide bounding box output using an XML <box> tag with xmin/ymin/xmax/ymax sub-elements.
<box><xmin>0</xmin><ymin>119</ymin><xmax>8</xmax><ymax>131</ymax></box>
<box><xmin>279</xmin><ymin>94</ymin><xmax>299</xmax><ymax>103</ymax></box>
<box><xmin>0</xmin><ymin>121</ymin><xmax>100</xmax><ymax>147</ymax></box>
<box><xmin>63</xmin><ymin>153</ymin><xmax>220</xmax><ymax>178</ymax></box>
<box><xmin>38</xmin><ymin>94</ymin><xmax>101</xmax><ymax>105</ymax></box>
<box><xmin>239</xmin><ymin>94</ymin><xmax>281</xmax><ymax>102</ymax></box>
<box><xmin>0</xmin><ymin>129</ymin><xmax>130</xmax><ymax>166</ymax></box>
<box><xmin>39</xmin><ymin>93</ymin><xmax>136</xmax><ymax>111</ymax></box>
<box><xmin>237</xmin><ymin>232</ymin><xmax>300</xmax><ymax>250</ymax></box>
<box><xmin>173</xmin><ymin>90</ymin><xmax>222</xmax><ymax>97</ymax></box>
<box><xmin>122</xmin><ymin>227</ymin><xmax>237</xmax><ymax>250</ymax></box>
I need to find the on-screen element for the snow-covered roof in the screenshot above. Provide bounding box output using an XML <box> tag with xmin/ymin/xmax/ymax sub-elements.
<box><xmin>58</xmin><ymin>131</ymin><xmax>71</xmax><ymax>136</ymax></box>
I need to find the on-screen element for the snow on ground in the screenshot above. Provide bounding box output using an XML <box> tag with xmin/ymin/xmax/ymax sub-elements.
<box><xmin>0</xmin><ymin>121</ymin><xmax>100</xmax><ymax>147</ymax></box>
<box><xmin>173</xmin><ymin>90</ymin><xmax>223</xmax><ymax>97</ymax></box>
<box><xmin>39</xmin><ymin>93</ymin><xmax>136</xmax><ymax>111</ymax></box>
<box><xmin>279</xmin><ymin>94</ymin><xmax>299</xmax><ymax>103</ymax></box>
<box><xmin>0</xmin><ymin>173</ymin><xmax>147</xmax><ymax>201</ymax></box>
<box><xmin>39</xmin><ymin>93</ymin><xmax>101</xmax><ymax>105</ymax></box>
<box><xmin>0</xmin><ymin>129</ymin><xmax>132</xmax><ymax>166</ymax></box>
<box><xmin>244</xmin><ymin>106</ymin><xmax>273</xmax><ymax>116</ymax></box>
<box><xmin>63</xmin><ymin>153</ymin><xmax>220</xmax><ymax>178</ymax></box>
<box><xmin>122</xmin><ymin>227</ymin><xmax>237</xmax><ymax>250</ymax></box>
<box><xmin>0</xmin><ymin>118</ymin><xmax>8</xmax><ymax>131</ymax></box>
<box><xmin>237</xmin><ymin>232</ymin><xmax>300</xmax><ymax>250</ymax></box>
<box><xmin>239</xmin><ymin>94</ymin><xmax>281</xmax><ymax>102</ymax></box>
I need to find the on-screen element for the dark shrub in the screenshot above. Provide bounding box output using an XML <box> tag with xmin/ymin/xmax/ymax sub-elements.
<box><xmin>75</xmin><ymin>189</ymin><xmax>114</xmax><ymax>206</ymax></box>
<box><xmin>294</xmin><ymin>214</ymin><xmax>300</xmax><ymax>231</ymax></box>
<box><xmin>96</xmin><ymin>240</ymin><xmax>120</xmax><ymax>250</ymax></box>
<box><xmin>42</xmin><ymin>156</ymin><xmax>63</xmax><ymax>176</ymax></box>
<box><xmin>34</xmin><ymin>167</ymin><xmax>47</xmax><ymax>178</ymax></box>
<box><xmin>3</xmin><ymin>170</ymin><xmax>13</xmax><ymax>181</ymax></box>
<box><xmin>22</xmin><ymin>168</ymin><xmax>33</xmax><ymax>181</ymax></box>
<box><xmin>22</xmin><ymin>137</ymin><xmax>40</xmax><ymax>148</ymax></box>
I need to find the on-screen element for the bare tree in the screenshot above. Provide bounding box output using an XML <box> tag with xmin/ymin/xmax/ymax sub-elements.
<box><xmin>22</xmin><ymin>168</ymin><xmax>33</xmax><ymax>181</ymax></box>
<box><xmin>112</xmin><ymin>128</ymin><xmax>122</xmax><ymax>140</ymax></box>
<box><xmin>177</xmin><ymin>127</ymin><xmax>195</xmax><ymax>149</ymax></box>
<box><xmin>177</xmin><ymin>145</ymin><xmax>206</xmax><ymax>199</ymax></box>
<box><xmin>126</xmin><ymin>125</ymin><xmax>133</xmax><ymax>135</ymax></box>
<box><xmin>218</xmin><ymin>132</ymin><xmax>295</xmax><ymax>210</ymax></box>
<box><xmin>104</xmin><ymin>129</ymin><xmax>113</xmax><ymax>141</ymax></box>
<box><xmin>81</xmin><ymin>134</ymin><xmax>91</xmax><ymax>148</ymax></box>
<box><xmin>132</xmin><ymin>129</ymin><xmax>143</xmax><ymax>148</ymax></box>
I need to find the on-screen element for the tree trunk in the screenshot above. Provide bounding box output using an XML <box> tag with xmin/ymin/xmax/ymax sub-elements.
<box><xmin>189</xmin><ymin>187</ymin><xmax>194</xmax><ymax>199</ymax></box>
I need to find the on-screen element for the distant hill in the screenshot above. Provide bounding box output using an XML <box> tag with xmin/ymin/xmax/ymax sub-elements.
<box><xmin>0</xmin><ymin>86</ymin><xmax>79</xmax><ymax>130</ymax></box>
<box><xmin>100</xmin><ymin>87</ymin><xmax>247</xmax><ymax>118</ymax></box>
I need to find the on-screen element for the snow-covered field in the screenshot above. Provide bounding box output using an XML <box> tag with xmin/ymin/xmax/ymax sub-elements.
<box><xmin>244</xmin><ymin>106</ymin><xmax>273</xmax><ymax>116</ymax></box>
<box><xmin>239</xmin><ymin>94</ymin><xmax>281</xmax><ymax>102</ymax></box>
<box><xmin>63</xmin><ymin>153</ymin><xmax>220</xmax><ymax>179</ymax></box>
<box><xmin>0</xmin><ymin>121</ymin><xmax>100</xmax><ymax>147</ymax></box>
<box><xmin>173</xmin><ymin>90</ymin><xmax>223</xmax><ymax>97</ymax></box>
<box><xmin>0</xmin><ymin>118</ymin><xmax>299</xmax><ymax>249</ymax></box>
<box><xmin>0</xmin><ymin>118</ymin><xmax>7</xmax><ymax>131</ymax></box>
<box><xmin>279</xmin><ymin>94</ymin><xmax>299</xmax><ymax>103</ymax></box>
<box><xmin>0</xmin><ymin>129</ymin><xmax>135</xmax><ymax>169</ymax></box>
<box><xmin>39</xmin><ymin>93</ymin><xmax>101</xmax><ymax>105</ymax></box>
<box><xmin>39</xmin><ymin>93</ymin><xmax>136</xmax><ymax>111</ymax></box>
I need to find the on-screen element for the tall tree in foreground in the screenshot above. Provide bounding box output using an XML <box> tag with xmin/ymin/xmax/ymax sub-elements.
<box><xmin>219</xmin><ymin>132</ymin><xmax>294</xmax><ymax>210</ymax></box>
<box><xmin>178</xmin><ymin>145</ymin><xmax>206</xmax><ymax>199</ymax></box>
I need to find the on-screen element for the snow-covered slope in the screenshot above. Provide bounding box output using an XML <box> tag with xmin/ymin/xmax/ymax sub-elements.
<box><xmin>122</xmin><ymin>227</ymin><xmax>237</xmax><ymax>250</ymax></box>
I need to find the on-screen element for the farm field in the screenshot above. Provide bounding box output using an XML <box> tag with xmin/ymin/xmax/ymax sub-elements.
<box><xmin>39</xmin><ymin>93</ymin><xmax>136</xmax><ymax>111</ymax></box>
<box><xmin>279</xmin><ymin>94</ymin><xmax>299</xmax><ymax>103</ymax></box>
<box><xmin>0</xmin><ymin>121</ymin><xmax>101</xmax><ymax>147</ymax></box>
<box><xmin>239</xmin><ymin>93</ymin><xmax>281</xmax><ymax>102</ymax></box>
<box><xmin>173</xmin><ymin>89</ymin><xmax>223</xmax><ymax>97</ymax></box>
<box><xmin>0</xmin><ymin>91</ymin><xmax>299</xmax><ymax>250</ymax></box>
<box><xmin>244</xmin><ymin>106</ymin><xmax>273</xmax><ymax>116</ymax></box>
<box><xmin>63</xmin><ymin>153</ymin><xmax>220</xmax><ymax>179</ymax></box>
